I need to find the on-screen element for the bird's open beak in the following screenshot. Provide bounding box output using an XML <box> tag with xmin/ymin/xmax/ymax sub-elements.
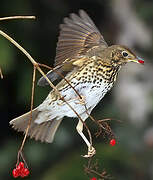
<box><xmin>129</xmin><ymin>57</ymin><xmax>144</xmax><ymax>64</ymax></box>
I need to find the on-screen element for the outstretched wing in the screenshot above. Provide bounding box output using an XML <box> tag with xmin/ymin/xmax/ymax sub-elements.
<box><xmin>55</xmin><ymin>9</ymin><xmax>108</xmax><ymax>66</ymax></box>
<box><xmin>38</xmin><ymin>10</ymin><xmax>108</xmax><ymax>86</ymax></box>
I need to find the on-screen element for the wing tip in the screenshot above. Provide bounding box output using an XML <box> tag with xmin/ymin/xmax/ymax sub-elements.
<box><xmin>79</xmin><ymin>9</ymin><xmax>87</xmax><ymax>16</ymax></box>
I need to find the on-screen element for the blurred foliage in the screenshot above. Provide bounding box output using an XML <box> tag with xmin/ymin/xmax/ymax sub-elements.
<box><xmin>0</xmin><ymin>38</ymin><xmax>15</xmax><ymax>73</ymax></box>
<box><xmin>0</xmin><ymin>0</ymin><xmax>153</xmax><ymax>180</ymax></box>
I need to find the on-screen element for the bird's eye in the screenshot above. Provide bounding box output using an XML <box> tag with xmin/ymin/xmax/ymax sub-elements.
<box><xmin>122</xmin><ymin>51</ymin><xmax>129</xmax><ymax>57</ymax></box>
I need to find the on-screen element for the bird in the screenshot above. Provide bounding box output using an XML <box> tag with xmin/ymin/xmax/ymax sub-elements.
<box><xmin>10</xmin><ymin>10</ymin><xmax>144</xmax><ymax>157</ymax></box>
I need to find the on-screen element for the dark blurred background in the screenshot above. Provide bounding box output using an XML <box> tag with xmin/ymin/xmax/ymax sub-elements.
<box><xmin>0</xmin><ymin>0</ymin><xmax>153</xmax><ymax>179</ymax></box>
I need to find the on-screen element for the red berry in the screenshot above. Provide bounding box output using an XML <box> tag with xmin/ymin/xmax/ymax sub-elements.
<box><xmin>20</xmin><ymin>172</ymin><xmax>25</xmax><ymax>178</ymax></box>
<box><xmin>12</xmin><ymin>168</ymin><xmax>19</xmax><ymax>178</ymax></box>
<box><xmin>91</xmin><ymin>177</ymin><xmax>97</xmax><ymax>180</ymax></box>
<box><xmin>23</xmin><ymin>168</ymin><xmax>30</xmax><ymax>176</ymax></box>
<box><xmin>21</xmin><ymin>168</ymin><xmax>30</xmax><ymax>177</ymax></box>
<box><xmin>16</xmin><ymin>165</ymin><xmax>21</xmax><ymax>172</ymax></box>
<box><xmin>110</xmin><ymin>139</ymin><xmax>116</xmax><ymax>146</ymax></box>
<box><xmin>138</xmin><ymin>60</ymin><xmax>144</xmax><ymax>64</ymax></box>
<box><xmin>16</xmin><ymin>165</ymin><xmax>20</xmax><ymax>171</ymax></box>
<box><xmin>16</xmin><ymin>162</ymin><xmax>25</xmax><ymax>176</ymax></box>
<box><xmin>18</xmin><ymin>162</ymin><xmax>25</xmax><ymax>170</ymax></box>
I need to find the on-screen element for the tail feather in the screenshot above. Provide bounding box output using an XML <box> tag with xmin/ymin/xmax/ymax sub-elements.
<box><xmin>10</xmin><ymin>108</ymin><xmax>38</xmax><ymax>132</ymax></box>
<box><xmin>10</xmin><ymin>109</ymin><xmax>63</xmax><ymax>143</ymax></box>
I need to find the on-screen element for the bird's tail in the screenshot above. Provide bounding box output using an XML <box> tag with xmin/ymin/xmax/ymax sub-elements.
<box><xmin>9</xmin><ymin>108</ymin><xmax>63</xmax><ymax>143</ymax></box>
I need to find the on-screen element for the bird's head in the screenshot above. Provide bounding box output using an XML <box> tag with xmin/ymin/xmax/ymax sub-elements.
<box><xmin>107</xmin><ymin>45</ymin><xmax>144</xmax><ymax>67</ymax></box>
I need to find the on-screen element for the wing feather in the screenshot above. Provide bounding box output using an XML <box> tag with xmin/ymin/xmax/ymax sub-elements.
<box><xmin>38</xmin><ymin>10</ymin><xmax>108</xmax><ymax>86</ymax></box>
<box><xmin>55</xmin><ymin>9</ymin><xmax>108</xmax><ymax>66</ymax></box>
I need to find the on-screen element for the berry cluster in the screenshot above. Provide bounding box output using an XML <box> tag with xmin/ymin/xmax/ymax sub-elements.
<box><xmin>12</xmin><ymin>162</ymin><xmax>30</xmax><ymax>178</ymax></box>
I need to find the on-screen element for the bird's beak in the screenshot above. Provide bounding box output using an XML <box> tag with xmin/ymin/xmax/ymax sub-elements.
<box><xmin>128</xmin><ymin>56</ymin><xmax>144</xmax><ymax>64</ymax></box>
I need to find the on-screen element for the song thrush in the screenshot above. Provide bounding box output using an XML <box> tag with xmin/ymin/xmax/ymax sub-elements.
<box><xmin>10</xmin><ymin>10</ymin><xmax>144</xmax><ymax>157</ymax></box>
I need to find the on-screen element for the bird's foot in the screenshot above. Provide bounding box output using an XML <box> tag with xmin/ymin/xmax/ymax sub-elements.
<box><xmin>82</xmin><ymin>146</ymin><xmax>96</xmax><ymax>158</ymax></box>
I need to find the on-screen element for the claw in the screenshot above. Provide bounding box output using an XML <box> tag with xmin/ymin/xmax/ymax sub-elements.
<box><xmin>82</xmin><ymin>146</ymin><xmax>96</xmax><ymax>158</ymax></box>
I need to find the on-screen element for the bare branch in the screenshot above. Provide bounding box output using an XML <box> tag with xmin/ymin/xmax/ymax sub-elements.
<box><xmin>19</xmin><ymin>66</ymin><xmax>36</xmax><ymax>152</ymax></box>
<box><xmin>0</xmin><ymin>16</ymin><xmax>35</xmax><ymax>21</ymax></box>
<box><xmin>84</xmin><ymin>158</ymin><xmax>113</xmax><ymax>179</ymax></box>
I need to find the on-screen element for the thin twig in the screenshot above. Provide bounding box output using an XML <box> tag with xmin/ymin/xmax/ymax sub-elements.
<box><xmin>85</xmin><ymin>158</ymin><xmax>113</xmax><ymax>180</ymax></box>
<box><xmin>0</xmin><ymin>16</ymin><xmax>35</xmax><ymax>21</ymax></box>
<box><xmin>84</xmin><ymin>104</ymin><xmax>115</xmax><ymax>139</ymax></box>
<box><xmin>0</xmin><ymin>67</ymin><xmax>3</xmax><ymax>79</ymax></box>
<box><xmin>84</xmin><ymin>104</ymin><xmax>109</xmax><ymax>132</ymax></box>
<box><xmin>18</xmin><ymin>66</ymin><xmax>36</xmax><ymax>153</ymax></box>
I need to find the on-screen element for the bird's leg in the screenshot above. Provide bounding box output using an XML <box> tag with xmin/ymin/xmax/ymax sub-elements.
<box><xmin>76</xmin><ymin>119</ymin><xmax>96</xmax><ymax>158</ymax></box>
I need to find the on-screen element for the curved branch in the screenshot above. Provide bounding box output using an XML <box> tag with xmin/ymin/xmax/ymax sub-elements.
<box><xmin>0</xmin><ymin>16</ymin><xmax>35</xmax><ymax>21</ymax></box>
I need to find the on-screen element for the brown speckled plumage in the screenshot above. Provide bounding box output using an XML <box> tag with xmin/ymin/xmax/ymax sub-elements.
<box><xmin>10</xmin><ymin>10</ymin><xmax>143</xmax><ymax>154</ymax></box>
